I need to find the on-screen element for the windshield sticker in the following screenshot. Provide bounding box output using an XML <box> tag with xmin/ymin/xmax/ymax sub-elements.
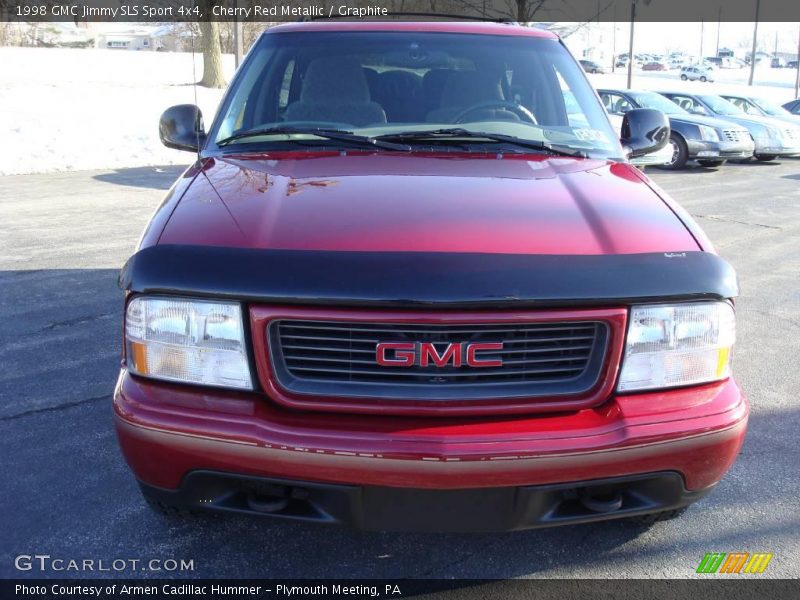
<box><xmin>574</xmin><ymin>128</ymin><xmax>610</xmax><ymax>144</ymax></box>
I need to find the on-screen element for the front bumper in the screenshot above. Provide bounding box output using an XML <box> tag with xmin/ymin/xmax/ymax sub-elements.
<box><xmin>139</xmin><ymin>470</ymin><xmax>709</xmax><ymax>532</ymax></box>
<box><xmin>114</xmin><ymin>370</ymin><xmax>748</xmax><ymax>529</ymax></box>
<box><xmin>752</xmin><ymin>139</ymin><xmax>800</xmax><ymax>156</ymax></box>
<box><xmin>686</xmin><ymin>139</ymin><xmax>755</xmax><ymax>160</ymax></box>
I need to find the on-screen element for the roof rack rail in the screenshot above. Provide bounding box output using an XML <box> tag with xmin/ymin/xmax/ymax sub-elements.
<box><xmin>302</xmin><ymin>12</ymin><xmax>519</xmax><ymax>24</ymax></box>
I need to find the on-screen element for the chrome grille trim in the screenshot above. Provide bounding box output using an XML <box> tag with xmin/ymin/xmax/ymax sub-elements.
<box><xmin>268</xmin><ymin>319</ymin><xmax>609</xmax><ymax>401</ymax></box>
<box><xmin>722</xmin><ymin>129</ymin><xmax>748</xmax><ymax>143</ymax></box>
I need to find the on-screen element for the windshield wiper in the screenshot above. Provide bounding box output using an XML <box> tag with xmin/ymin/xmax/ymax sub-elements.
<box><xmin>216</xmin><ymin>126</ymin><xmax>411</xmax><ymax>152</ymax></box>
<box><xmin>374</xmin><ymin>128</ymin><xmax>588</xmax><ymax>157</ymax></box>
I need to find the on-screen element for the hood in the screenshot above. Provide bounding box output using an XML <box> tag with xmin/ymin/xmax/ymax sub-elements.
<box><xmin>711</xmin><ymin>113</ymin><xmax>779</xmax><ymax>131</ymax></box>
<box><xmin>158</xmin><ymin>152</ymin><xmax>700</xmax><ymax>256</ymax></box>
<box><xmin>669</xmin><ymin>113</ymin><xmax>747</xmax><ymax>130</ymax></box>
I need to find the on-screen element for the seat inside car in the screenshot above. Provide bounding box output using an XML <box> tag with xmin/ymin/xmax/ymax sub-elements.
<box><xmin>426</xmin><ymin>70</ymin><xmax>516</xmax><ymax>123</ymax></box>
<box><xmin>285</xmin><ymin>57</ymin><xmax>387</xmax><ymax>126</ymax></box>
<box><xmin>371</xmin><ymin>70</ymin><xmax>423</xmax><ymax>122</ymax></box>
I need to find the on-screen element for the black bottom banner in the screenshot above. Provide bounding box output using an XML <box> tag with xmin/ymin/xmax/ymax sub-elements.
<box><xmin>3</xmin><ymin>579</ymin><xmax>799</xmax><ymax>600</ymax></box>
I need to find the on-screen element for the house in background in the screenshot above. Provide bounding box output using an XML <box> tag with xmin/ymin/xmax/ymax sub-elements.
<box><xmin>95</xmin><ymin>26</ymin><xmax>156</xmax><ymax>51</ymax></box>
<box><xmin>30</xmin><ymin>22</ymin><xmax>93</xmax><ymax>47</ymax></box>
<box><xmin>93</xmin><ymin>24</ymin><xmax>189</xmax><ymax>52</ymax></box>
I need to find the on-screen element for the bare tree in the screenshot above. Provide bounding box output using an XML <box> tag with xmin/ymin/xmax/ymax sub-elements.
<box><xmin>196</xmin><ymin>0</ymin><xmax>226</xmax><ymax>88</ymax></box>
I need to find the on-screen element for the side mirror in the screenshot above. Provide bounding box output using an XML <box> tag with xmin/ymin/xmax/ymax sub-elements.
<box><xmin>159</xmin><ymin>104</ymin><xmax>206</xmax><ymax>152</ymax></box>
<box><xmin>620</xmin><ymin>108</ymin><xmax>670</xmax><ymax>158</ymax></box>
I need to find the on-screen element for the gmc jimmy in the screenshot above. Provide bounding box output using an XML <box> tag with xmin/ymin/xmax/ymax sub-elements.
<box><xmin>114</xmin><ymin>21</ymin><xmax>747</xmax><ymax>531</ymax></box>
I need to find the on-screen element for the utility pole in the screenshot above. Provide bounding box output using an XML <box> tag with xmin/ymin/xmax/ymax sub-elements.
<box><xmin>232</xmin><ymin>0</ymin><xmax>243</xmax><ymax>69</ymax></box>
<box><xmin>612</xmin><ymin>3</ymin><xmax>617</xmax><ymax>73</ymax></box>
<box><xmin>748</xmin><ymin>0</ymin><xmax>760</xmax><ymax>86</ymax></box>
<box><xmin>700</xmin><ymin>20</ymin><xmax>704</xmax><ymax>60</ymax></box>
<box><xmin>716</xmin><ymin>7</ymin><xmax>721</xmax><ymax>56</ymax></box>
<box><xmin>627</xmin><ymin>0</ymin><xmax>636</xmax><ymax>89</ymax></box>
<box><xmin>234</xmin><ymin>21</ymin><xmax>243</xmax><ymax>68</ymax></box>
<box><xmin>795</xmin><ymin>24</ymin><xmax>800</xmax><ymax>99</ymax></box>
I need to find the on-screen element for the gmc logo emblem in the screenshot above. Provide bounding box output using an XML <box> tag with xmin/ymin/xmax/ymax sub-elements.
<box><xmin>376</xmin><ymin>342</ymin><xmax>504</xmax><ymax>368</ymax></box>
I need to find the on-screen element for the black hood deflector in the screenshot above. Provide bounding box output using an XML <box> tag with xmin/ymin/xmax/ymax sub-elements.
<box><xmin>119</xmin><ymin>245</ymin><xmax>738</xmax><ymax>308</ymax></box>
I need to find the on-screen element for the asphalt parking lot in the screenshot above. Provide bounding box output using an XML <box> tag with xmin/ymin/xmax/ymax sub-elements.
<box><xmin>1</xmin><ymin>159</ymin><xmax>799</xmax><ymax>580</ymax></box>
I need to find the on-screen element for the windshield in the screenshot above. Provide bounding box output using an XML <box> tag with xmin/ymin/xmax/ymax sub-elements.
<box><xmin>629</xmin><ymin>91</ymin><xmax>688</xmax><ymax>115</ymax></box>
<box><xmin>751</xmin><ymin>98</ymin><xmax>791</xmax><ymax>116</ymax></box>
<box><xmin>211</xmin><ymin>30</ymin><xmax>621</xmax><ymax>159</ymax></box>
<box><xmin>698</xmin><ymin>95</ymin><xmax>744</xmax><ymax>116</ymax></box>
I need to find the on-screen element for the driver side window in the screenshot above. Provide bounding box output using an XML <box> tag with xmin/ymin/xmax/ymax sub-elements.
<box><xmin>600</xmin><ymin>92</ymin><xmax>633</xmax><ymax>115</ymax></box>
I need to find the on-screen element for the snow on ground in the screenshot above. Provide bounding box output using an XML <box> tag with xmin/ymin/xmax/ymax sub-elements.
<box><xmin>0</xmin><ymin>46</ymin><xmax>798</xmax><ymax>176</ymax></box>
<box><xmin>0</xmin><ymin>47</ymin><xmax>235</xmax><ymax>176</ymax></box>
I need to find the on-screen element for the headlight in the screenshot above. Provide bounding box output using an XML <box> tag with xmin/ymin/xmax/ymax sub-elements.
<box><xmin>125</xmin><ymin>297</ymin><xmax>252</xmax><ymax>390</ymax></box>
<box><xmin>618</xmin><ymin>301</ymin><xmax>735</xmax><ymax>392</ymax></box>
<box><xmin>698</xmin><ymin>125</ymin><xmax>720</xmax><ymax>141</ymax></box>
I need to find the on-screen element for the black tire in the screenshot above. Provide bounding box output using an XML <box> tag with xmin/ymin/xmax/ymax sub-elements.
<box><xmin>659</xmin><ymin>133</ymin><xmax>688</xmax><ymax>170</ymax></box>
<box><xmin>627</xmin><ymin>507</ymin><xmax>688</xmax><ymax>525</ymax></box>
<box><xmin>700</xmin><ymin>76</ymin><xmax>707</xmax><ymax>82</ymax></box>
<box><xmin>591</xmin><ymin>68</ymin><xmax>598</xmax><ymax>74</ymax></box>
<box><xmin>755</xmin><ymin>154</ymin><xmax>777</xmax><ymax>162</ymax></box>
<box><xmin>697</xmin><ymin>159</ymin><xmax>725</xmax><ymax>168</ymax></box>
<box><xmin>680</xmin><ymin>74</ymin><xmax>688</xmax><ymax>81</ymax></box>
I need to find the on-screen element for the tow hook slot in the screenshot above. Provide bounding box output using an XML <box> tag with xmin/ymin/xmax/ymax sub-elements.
<box><xmin>578</xmin><ymin>489</ymin><xmax>624</xmax><ymax>513</ymax></box>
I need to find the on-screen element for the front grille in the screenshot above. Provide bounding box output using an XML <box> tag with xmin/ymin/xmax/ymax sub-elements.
<box><xmin>268</xmin><ymin>319</ymin><xmax>609</xmax><ymax>401</ymax></box>
<box><xmin>722</xmin><ymin>129</ymin><xmax>748</xmax><ymax>143</ymax></box>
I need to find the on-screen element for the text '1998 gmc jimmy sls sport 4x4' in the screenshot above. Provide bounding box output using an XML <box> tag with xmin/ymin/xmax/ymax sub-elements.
<box><xmin>114</xmin><ymin>21</ymin><xmax>747</xmax><ymax>532</ymax></box>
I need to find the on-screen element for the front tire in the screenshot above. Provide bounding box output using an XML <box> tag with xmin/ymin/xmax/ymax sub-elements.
<box><xmin>659</xmin><ymin>133</ymin><xmax>688</xmax><ymax>169</ymax></box>
<box><xmin>700</xmin><ymin>76</ymin><xmax>707</xmax><ymax>82</ymax></box>
<box><xmin>680</xmin><ymin>74</ymin><xmax>688</xmax><ymax>81</ymax></box>
<box><xmin>697</xmin><ymin>159</ymin><xmax>725</xmax><ymax>168</ymax></box>
<box><xmin>755</xmin><ymin>154</ymin><xmax>777</xmax><ymax>162</ymax></box>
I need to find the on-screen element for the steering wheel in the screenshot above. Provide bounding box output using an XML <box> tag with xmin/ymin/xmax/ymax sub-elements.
<box><xmin>452</xmin><ymin>100</ymin><xmax>538</xmax><ymax>124</ymax></box>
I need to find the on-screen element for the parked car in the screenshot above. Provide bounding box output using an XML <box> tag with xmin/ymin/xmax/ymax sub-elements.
<box><xmin>599</xmin><ymin>88</ymin><xmax>754</xmax><ymax>169</ymax></box>
<box><xmin>616</xmin><ymin>56</ymin><xmax>641</xmax><ymax>69</ymax></box>
<box><xmin>642</xmin><ymin>61</ymin><xmax>667</xmax><ymax>71</ymax></box>
<box><xmin>720</xmin><ymin>94</ymin><xmax>800</xmax><ymax>125</ymax></box>
<box><xmin>704</xmin><ymin>57</ymin><xmax>722</xmax><ymax>68</ymax></box>
<box><xmin>770</xmin><ymin>57</ymin><xmax>785</xmax><ymax>68</ymax></box>
<box><xmin>579</xmin><ymin>59</ymin><xmax>606</xmax><ymax>74</ymax></box>
<box><xmin>787</xmin><ymin>60</ymin><xmax>799</xmax><ymax>69</ymax></box>
<box><xmin>659</xmin><ymin>91</ymin><xmax>800</xmax><ymax>160</ymax></box>
<box><xmin>783</xmin><ymin>99</ymin><xmax>800</xmax><ymax>114</ymax></box>
<box><xmin>679</xmin><ymin>65</ymin><xmax>714</xmax><ymax>82</ymax></box>
<box><xmin>118</xmin><ymin>20</ymin><xmax>747</xmax><ymax>532</ymax></box>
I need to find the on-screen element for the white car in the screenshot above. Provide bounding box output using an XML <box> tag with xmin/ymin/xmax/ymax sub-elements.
<box><xmin>680</xmin><ymin>66</ymin><xmax>714</xmax><ymax>82</ymax></box>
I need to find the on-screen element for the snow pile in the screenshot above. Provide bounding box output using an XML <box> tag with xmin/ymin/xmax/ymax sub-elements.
<box><xmin>0</xmin><ymin>47</ymin><xmax>235</xmax><ymax>176</ymax></box>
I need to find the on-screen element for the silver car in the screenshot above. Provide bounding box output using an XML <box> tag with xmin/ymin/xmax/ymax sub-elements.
<box><xmin>659</xmin><ymin>91</ymin><xmax>800</xmax><ymax>161</ymax></box>
<box><xmin>679</xmin><ymin>66</ymin><xmax>714</xmax><ymax>82</ymax></box>
<box><xmin>720</xmin><ymin>94</ymin><xmax>800</xmax><ymax>126</ymax></box>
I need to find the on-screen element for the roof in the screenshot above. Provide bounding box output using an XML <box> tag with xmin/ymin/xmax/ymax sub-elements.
<box><xmin>268</xmin><ymin>21</ymin><xmax>557</xmax><ymax>39</ymax></box>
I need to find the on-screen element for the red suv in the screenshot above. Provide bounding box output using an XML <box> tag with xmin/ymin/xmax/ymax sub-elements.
<box><xmin>115</xmin><ymin>21</ymin><xmax>747</xmax><ymax>531</ymax></box>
